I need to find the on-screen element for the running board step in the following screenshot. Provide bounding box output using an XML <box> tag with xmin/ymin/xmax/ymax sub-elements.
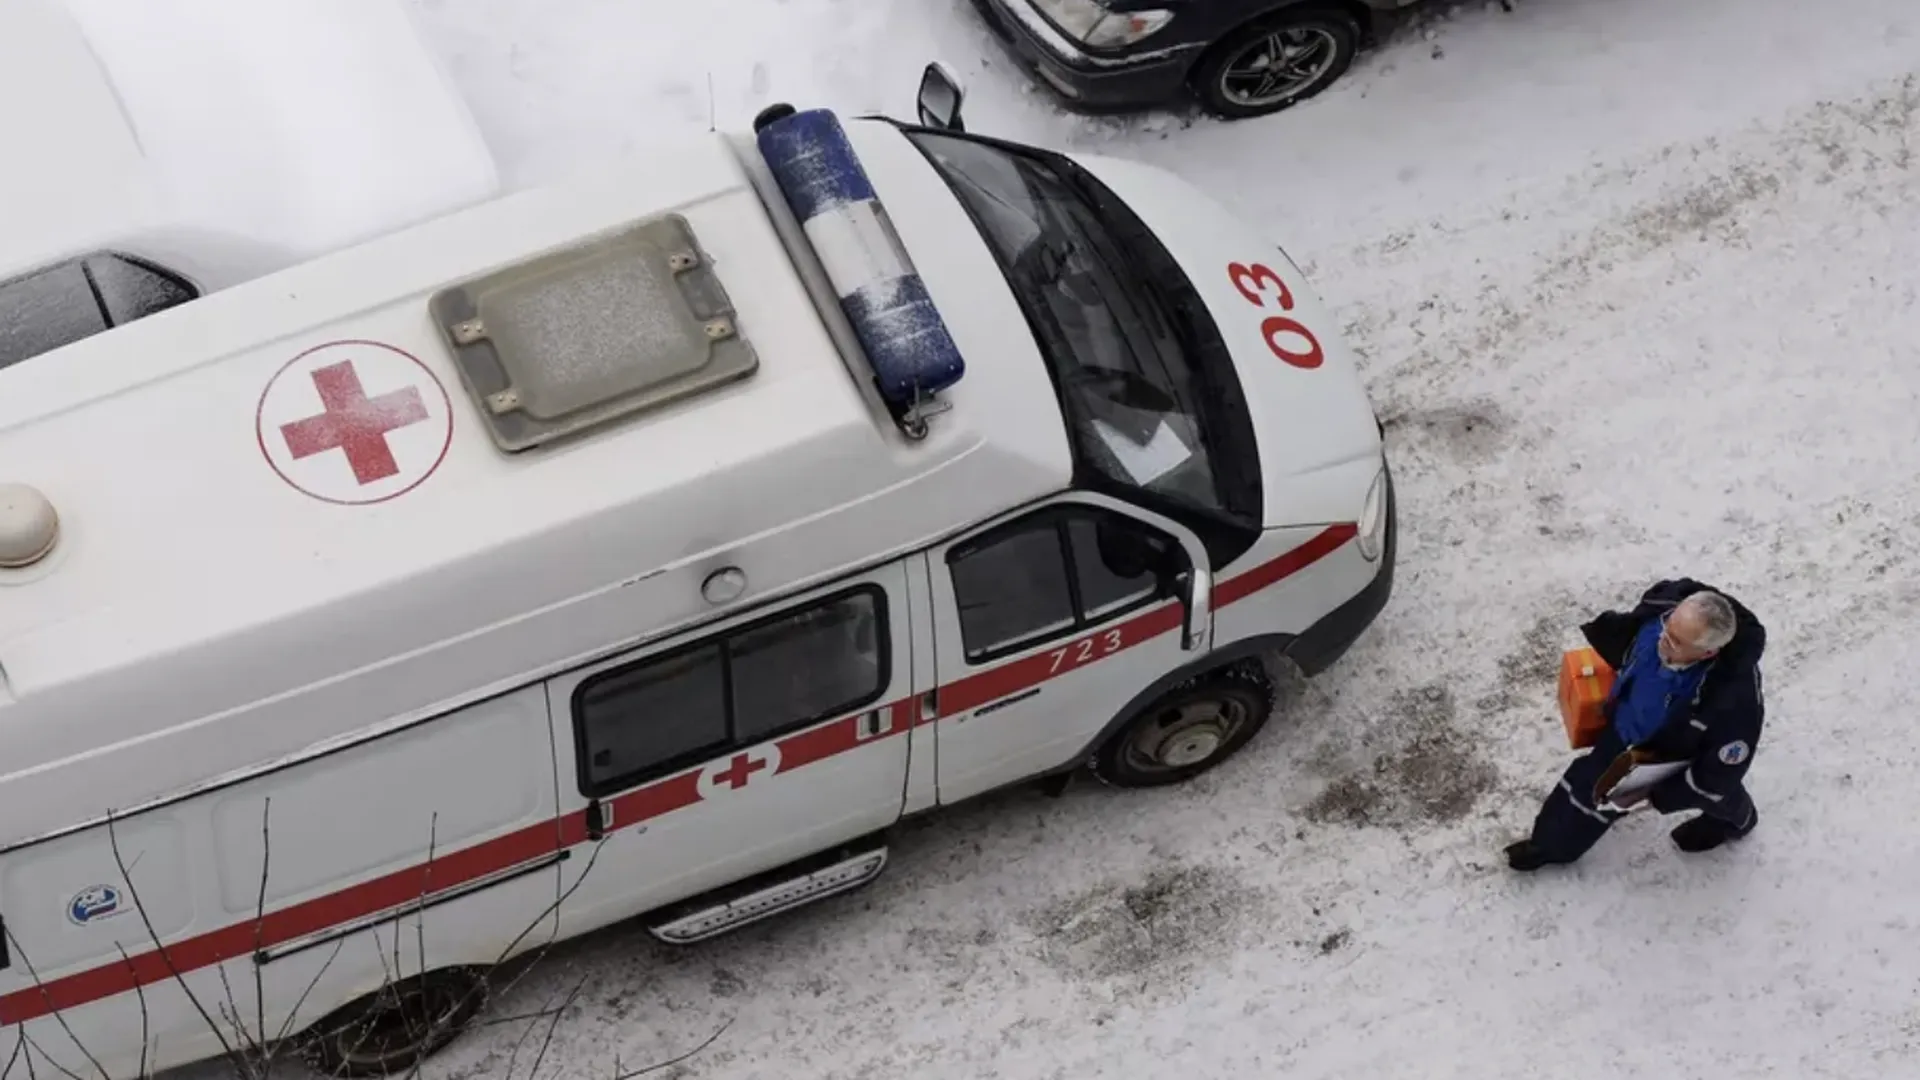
<box><xmin>647</xmin><ymin>844</ymin><xmax>889</xmax><ymax>945</ymax></box>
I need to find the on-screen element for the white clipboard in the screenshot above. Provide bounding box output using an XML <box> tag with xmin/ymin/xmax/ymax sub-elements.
<box><xmin>1598</xmin><ymin>760</ymin><xmax>1687</xmax><ymax>813</ymax></box>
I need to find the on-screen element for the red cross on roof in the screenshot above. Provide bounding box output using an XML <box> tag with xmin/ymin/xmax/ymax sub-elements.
<box><xmin>279</xmin><ymin>360</ymin><xmax>429</xmax><ymax>485</ymax></box>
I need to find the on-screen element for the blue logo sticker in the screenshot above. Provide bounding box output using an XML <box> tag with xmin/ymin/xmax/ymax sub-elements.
<box><xmin>1717</xmin><ymin>740</ymin><xmax>1751</xmax><ymax>767</ymax></box>
<box><xmin>67</xmin><ymin>885</ymin><xmax>123</xmax><ymax>926</ymax></box>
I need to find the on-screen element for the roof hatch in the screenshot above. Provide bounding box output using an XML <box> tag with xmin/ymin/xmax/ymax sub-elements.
<box><xmin>427</xmin><ymin>212</ymin><xmax>760</xmax><ymax>453</ymax></box>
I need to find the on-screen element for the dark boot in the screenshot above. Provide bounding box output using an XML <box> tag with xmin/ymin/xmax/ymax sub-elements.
<box><xmin>1504</xmin><ymin>838</ymin><xmax>1569</xmax><ymax>872</ymax></box>
<box><xmin>1671</xmin><ymin>809</ymin><xmax>1757</xmax><ymax>854</ymax></box>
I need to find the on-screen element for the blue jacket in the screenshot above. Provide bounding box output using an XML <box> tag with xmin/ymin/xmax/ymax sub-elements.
<box><xmin>1608</xmin><ymin>616</ymin><xmax>1712</xmax><ymax>746</ymax></box>
<box><xmin>1579</xmin><ymin>578</ymin><xmax>1768</xmax><ymax>813</ymax></box>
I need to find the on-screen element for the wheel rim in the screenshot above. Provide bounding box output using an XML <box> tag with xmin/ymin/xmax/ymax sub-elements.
<box><xmin>331</xmin><ymin>978</ymin><xmax>467</xmax><ymax>1068</ymax></box>
<box><xmin>1123</xmin><ymin>697</ymin><xmax>1248</xmax><ymax>773</ymax></box>
<box><xmin>1218</xmin><ymin>28</ymin><xmax>1340</xmax><ymax>107</ymax></box>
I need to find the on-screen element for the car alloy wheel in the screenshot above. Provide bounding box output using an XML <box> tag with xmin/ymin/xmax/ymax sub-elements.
<box><xmin>1218</xmin><ymin>27</ymin><xmax>1342</xmax><ymax>109</ymax></box>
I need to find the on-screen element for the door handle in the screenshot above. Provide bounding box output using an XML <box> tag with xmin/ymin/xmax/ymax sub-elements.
<box><xmin>918</xmin><ymin>689</ymin><xmax>939</xmax><ymax>723</ymax></box>
<box><xmin>973</xmin><ymin>686</ymin><xmax>1041</xmax><ymax>718</ymax></box>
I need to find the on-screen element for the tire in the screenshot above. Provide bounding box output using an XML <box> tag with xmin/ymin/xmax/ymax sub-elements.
<box><xmin>1091</xmin><ymin>664</ymin><xmax>1277</xmax><ymax>788</ymax></box>
<box><xmin>299</xmin><ymin>966</ymin><xmax>491</xmax><ymax>1078</ymax></box>
<box><xmin>1189</xmin><ymin>7</ymin><xmax>1362</xmax><ymax>121</ymax></box>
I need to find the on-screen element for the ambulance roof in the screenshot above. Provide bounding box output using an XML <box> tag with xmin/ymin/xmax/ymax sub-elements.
<box><xmin>0</xmin><ymin>119</ymin><xmax>1071</xmax><ymax>841</ymax></box>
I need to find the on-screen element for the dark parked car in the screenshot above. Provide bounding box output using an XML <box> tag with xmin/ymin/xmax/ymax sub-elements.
<box><xmin>967</xmin><ymin>0</ymin><xmax>1423</xmax><ymax>120</ymax></box>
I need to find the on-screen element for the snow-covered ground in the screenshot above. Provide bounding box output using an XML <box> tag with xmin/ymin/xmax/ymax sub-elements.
<box><xmin>253</xmin><ymin>0</ymin><xmax>1920</xmax><ymax>1075</ymax></box>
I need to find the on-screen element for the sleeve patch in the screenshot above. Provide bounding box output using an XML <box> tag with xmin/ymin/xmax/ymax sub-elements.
<box><xmin>1717</xmin><ymin>740</ymin><xmax>1751</xmax><ymax>766</ymax></box>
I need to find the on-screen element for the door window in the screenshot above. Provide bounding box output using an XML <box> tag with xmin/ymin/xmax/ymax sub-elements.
<box><xmin>948</xmin><ymin>521</ymin><xmax>1077</xmax><ymax>660</ymax></box>
<box><xmin>948</xmin><ymin>507</ymin><xmax>1182</xmax><ymax>664</ymax></box>
<box><xmin>572</xmin><ymin>587</ymin><xmax>888</xmax><ymax>796</ymax></box>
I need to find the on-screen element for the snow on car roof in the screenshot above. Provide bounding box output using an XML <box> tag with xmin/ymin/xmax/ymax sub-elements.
<box><xmin>0</xmin><ymin>125</ymin><xmax>1068</xmax><ymax>845</ymax></box>
<box><xmin>0</xmin><ymin>0</ymin><xmax>161</xmax><ymax>278</ymax></box>
<box><xmin>0</xmin><ymin>0</ymin><xmax>500</xmax><ymax>288</ymax></box>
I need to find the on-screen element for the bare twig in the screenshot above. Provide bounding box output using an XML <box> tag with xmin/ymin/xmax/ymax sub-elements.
<box><xmin>409</xmin><ymin>815</ymin><xmax>441</xmax><ymax>1053</ymax></box>
<box><xmin>270</xmin><ymin>936</ymin><xmax>348</xmax><ymax>1047</ymax></box>
<box><xmin>251</xmin><ymin>798</ymin><xmax>272</xmax><ymax>1072</ymax></box>
<box><xmin>494</xmin><ymin>715</ymin><xmax>591</xmax><ymax>1013</ymax></box>
<box><xmin>317</xmin><ymin>937</ymin><xmax>406</xmax><ymax>1076</ymax></box>
<box><xmin>110</xmin><ymin>945</ymin><xmax>150</xmax><ymax>1080</ymax></box>
<box><xmin>17</xmin><ymin>1032</ymin><xmax>85</xmax><ymax>1080</ymax></box>
<box><xmin>523</xmin><ymin>978</ymin><xmax>586</xmax><ymax>1080</ymax></box>
<box><xmin>7</xmin><ymin>726</ymin><xmax>658</xmax><ymax>1080</ymax></box>
<box><xmin>609</xmin><ymin>1020</ymin><xmax>732</xmax><ymax>1080</ymax></box>
<box><xmin>325</xmin><ymin>808</ymin><xmax>449</xmax><ymax>1078</ymax></box>
<box><xmin>467</xmin><ymin>1002</ymin><xmax>575</xmax><ymax>1032</ymax></box>
<box><xmin>104</xmin><ymin>810</ymin><xmax>243</xmax><ymax>1071</ymax></box>
<box><xmin>501</xmin><ymin>981</ymin><xmax>567</xmax><ymax>1080</ymax></box>
<box><xmin>395</xmin><ymin>837</ymin><xmax>610</xmax><ymax>1080</ymax></box>
<box><xmin>0</xmin><ymin>929</ymin><xmax>111</xmax><ymax>1080</ymax></box>
<box><xmin>213</xmin><ymin>960</ymin><xmax>262</xmax><ymax>1071</ymax></box>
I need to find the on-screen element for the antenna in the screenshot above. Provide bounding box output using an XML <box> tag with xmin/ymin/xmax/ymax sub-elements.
<box><xmin>707</xmin><ymin>72</ymin><xmax>716</xmax><ymax>132</ymax></box>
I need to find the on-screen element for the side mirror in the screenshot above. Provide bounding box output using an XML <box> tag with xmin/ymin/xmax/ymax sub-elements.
<box><xmin>916</xmin><ymin>61</ymin><xmax>967</xmax><ymax>132</ymax></box>
<box><xmin>1180</xmin><ymin>567</ymin><xmax>1213</xmax><ymax>652</ymax></box>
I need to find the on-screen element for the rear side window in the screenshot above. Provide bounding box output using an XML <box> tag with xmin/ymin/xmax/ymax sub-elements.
<box><xmin>0</xmin><ymin>253</ymin><xmax>198</xmax><ymax>371</ymax></box>
<box><xmin>573</xmin><ymin>588</ymin><xmax>888</xmax><ymax>796</ymax></box>
<box><xmin>948</xmin><ymin>507</ymin><xmax>1183</xmax><ymax>663</ymax></box>
<box><xmin>88</xmin><ymin>253</ymin><xmax>197</xmax><ymax>325</ymax></box>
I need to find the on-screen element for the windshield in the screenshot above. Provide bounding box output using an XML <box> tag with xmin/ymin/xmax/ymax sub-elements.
<box><xmin>903</xmin><ymin>130</ymin><xmax>1262</xmax><ymax>544</ymax></box>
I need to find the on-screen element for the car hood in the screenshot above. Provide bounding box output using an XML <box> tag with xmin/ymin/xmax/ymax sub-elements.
<box><xmin>1061</xmin><ymin>150</ymin><xmax>1384</xmax><ymax>527</ymax></box>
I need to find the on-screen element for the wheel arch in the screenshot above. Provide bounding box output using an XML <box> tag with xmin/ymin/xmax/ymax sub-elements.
<box><xmin>294</xmin><ymin>962</ymin><xmax>493</xmax><ymax>1077</ymax></box>
<box><xmin>1060</xmin><ymin>632</ymin><xmax>1296</xmax><ymax>775</ymax></box>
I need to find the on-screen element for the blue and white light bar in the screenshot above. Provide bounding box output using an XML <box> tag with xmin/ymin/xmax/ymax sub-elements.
<box><xmin>754</xmin><ymin>106</ymin><xmax>965</xmax><ymax>436</ymax></box>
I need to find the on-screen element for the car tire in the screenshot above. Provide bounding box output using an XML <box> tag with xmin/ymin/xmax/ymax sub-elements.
<box><xmin>299</xmin><ymin>966</ymin><xmax>490</xmax><ymax>1077</ymax></box>
<box><xmin>1090</xmin><ymin>663</ymin><xmax>1276</xmax><ymax>788</ymax></box>
<box><xmin>1189</xmin><ymin>7</ymin><xmax>1362</xmax><ymax>121</ymax></box>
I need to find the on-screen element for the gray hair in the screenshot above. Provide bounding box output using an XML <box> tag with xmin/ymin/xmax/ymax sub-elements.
<box><xmin>1678</xmin><ymin>591</ymin><xmax>1738</xmax><ymax>651</ymax></box>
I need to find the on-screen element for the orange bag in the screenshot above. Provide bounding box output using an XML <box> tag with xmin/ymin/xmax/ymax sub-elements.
<box><xmin>1557</xmin><ymin>647</ymin><xmax>1615</xmax><ymax>749</ymax></box>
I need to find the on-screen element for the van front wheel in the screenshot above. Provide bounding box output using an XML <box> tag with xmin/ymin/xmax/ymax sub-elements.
<box><xmin>300</xmin><ymin>966</ymin><xmax>490</xmax><ymax>1077</ymax></box>
<box><xmin>1091</xmin><ymin>666</ymin><xmax>1275</xmax><ymax>788</ymax></box>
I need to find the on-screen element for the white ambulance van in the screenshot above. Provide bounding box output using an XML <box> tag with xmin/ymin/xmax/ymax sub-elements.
<box><xmin>0</xmin><ymin>65</ymin><xmax>1395</xmax><ymax>1079</ymax></box>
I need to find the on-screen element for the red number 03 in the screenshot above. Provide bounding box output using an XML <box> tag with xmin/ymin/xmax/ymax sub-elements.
<box><xmin>1226</xmin><ymin>261</ymin><xmax>1325</xmax><ymax>370</ymax></box>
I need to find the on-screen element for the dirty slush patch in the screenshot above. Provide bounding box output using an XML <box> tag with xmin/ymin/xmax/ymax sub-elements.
<box><xmin>1474</xmin><ymin>598</ymin><xmax>1592</xmax><ymax>719</ymax></box>
<box><xmin>1378</xmin><ymin>397</ymin><xmax>1518</xmax><ymax>466</ymax></box>
<box><xmin>1026</xmin><ymin>863</ymin><xmax>1261</xmax><ymax>997</ymax></box>
<box><xmin>1303</xmin><ymin>683</ymin><xmax>1500</xmax><ymax>828</ymax></box>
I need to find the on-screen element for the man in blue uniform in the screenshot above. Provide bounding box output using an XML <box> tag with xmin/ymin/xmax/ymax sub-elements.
<box><xmin>1505</xmin><ymin>579</ymin><xmax>1768</xmax><ymax>871</ymax></box>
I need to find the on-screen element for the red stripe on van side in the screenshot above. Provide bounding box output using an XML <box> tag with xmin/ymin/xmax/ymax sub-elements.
<box><xmin>0</xmin><ymin>817</ymin><xmax>582</xmax><ymax>1025</ymax></box>
<box><xmin>940</xmin><ymin>601</ymin><xmax>1184</xmax><ymax>716</ymax></box>
<box><xmin>0</xmin><ymin>524</ymin><xmax>1355</xmax><ymax>1027</ymax></box>
<box><xmin>779</xmin><ymin>714</ymin><xmax>873</xmax><ymax>773</ymax></box>
<box><xmin>607</xmin><ymin>771</ymin><xmax>703</xmax><ymax>830</ymax></box>
<box><xmin>1213</xmin><ymin>523</ymin><xmax>1357</xmax><ymax>608</ymax></box>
